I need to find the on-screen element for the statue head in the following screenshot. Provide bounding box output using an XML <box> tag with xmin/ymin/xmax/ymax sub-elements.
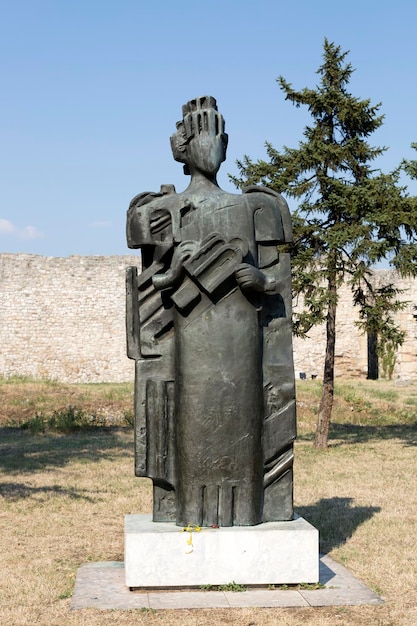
<box><xmin>170</xmin><ymin>96</ymin><xmax>228</xmax><ymax>177</ymax></box>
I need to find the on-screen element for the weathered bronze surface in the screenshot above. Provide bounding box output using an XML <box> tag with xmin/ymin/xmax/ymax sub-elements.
<box><xmin>126</xmin><ymin>96</ymin><xmax>296</xmax><ymax>526</ymax></box>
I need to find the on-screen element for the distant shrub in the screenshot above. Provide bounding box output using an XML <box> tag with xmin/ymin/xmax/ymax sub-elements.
<box><xmin>123</xmin><ymin>410</ymin><xmax>134</xmax><ymax>428</ymax></box>
<box><xmin>20</xmin><ymin>405</ymin><xmax>100</xmax><ymax>434</ymax></box>
<box><xmin>20</xmin><ymin>412</ymin><xmax>47</xmax><ymax>434</ymax></box>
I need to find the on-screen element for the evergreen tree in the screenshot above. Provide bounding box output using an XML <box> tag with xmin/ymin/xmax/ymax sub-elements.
<box><xmin>232</xmin><ymin>39</ymin><xmax>417</xmax><ymax>448</ymax></box>
<box><xmin>402</xmin><ymin>142</ymin><xmax>417</xmax><ymax>180</ymax></box>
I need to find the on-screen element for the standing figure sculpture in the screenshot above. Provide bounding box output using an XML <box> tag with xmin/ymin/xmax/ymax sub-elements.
<box><xmin>126</xmin><ymin>96</ymin><xmax>296</xmax><ymax>527</ymax></box>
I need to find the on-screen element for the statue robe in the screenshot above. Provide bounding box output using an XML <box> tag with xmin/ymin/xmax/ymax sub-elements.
<box><xmin>126</xmin><ymin>185</ymin><xmax>296</xmax><ymax>526</ymax></box>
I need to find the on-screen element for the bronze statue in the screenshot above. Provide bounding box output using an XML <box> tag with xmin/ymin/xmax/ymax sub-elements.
<box><xmin>126</xmin><ymin>96</ymin><xmax>296</xmax><ymax>527</ymax></box>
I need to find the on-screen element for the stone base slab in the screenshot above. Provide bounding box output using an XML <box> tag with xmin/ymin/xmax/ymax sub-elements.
<box><xmin>125</xmin><ymin>513</ymin><xmax>319</xmax><ymax>587</ymax></box>
<box><xmin>71</xmin><ymin>555</ymin><xmax>385</xmax><ymax>610</ymax></box>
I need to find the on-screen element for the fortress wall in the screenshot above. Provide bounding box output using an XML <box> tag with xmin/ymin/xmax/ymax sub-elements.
<box><xmin>381</xmin><ymin>273</ymin><xmax>417</xmax><ymax>380</ymax></box>
<box><xmin>0</xmin><ymin>254</ymin><xmax>141</xmax><ymax>383</ymax></box>
<box><xmin>292</xmin><ymin>285</ymin><xmax>368</xmax><ymax>379</ymax></box>
<box><xmin>0</xmin><ymin>254</ymin><xmax>416</xmax><ymax>383</ymax></box>
<box><xmin>292</xmin><ymin>270</ymin><xmax>417</xmax><ymax>380</ymax></box>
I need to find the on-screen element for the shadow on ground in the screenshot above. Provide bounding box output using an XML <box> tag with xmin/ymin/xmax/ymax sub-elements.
<box><xmin>0</xmin><ymin>481</ymin><xmax>95</xmax><ymax>501</ymax></box>
<box><xmin>297</xmin><ymin>496</ymin><xmax>381</xmax><ymax>553</ymax></box>
<box><xmin>298</xmin><ymin>421</ymin><xmax>417</xmax><ymax>446</ymax></box>
<box><xmin>329</xmin><ymin>421</ymin><xmax>417</xmax><ymax>446</ymax></box>
<box><xmin>0</xmin><ymin>426</ymin><xmax>133</xmax><ymax>474</ymax></box>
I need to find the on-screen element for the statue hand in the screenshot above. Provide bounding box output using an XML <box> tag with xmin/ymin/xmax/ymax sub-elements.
<box><xmin>235</xmin><ymin>264</ymin><xmax>267</xmax><ymax>293</ymax></box>
<box><xmin>235</xmin><ymin>264</ymin><xmax>276</xmax><ymax>293</ymax></box>
<box><xmin>173</xmin><ymin>241</ymin><xmax>197</xmax><ymax>265</ymax></box>
<box><xmin>152</xmin><ymin>241</ymin><xmax>197</xmax><ymax>290</ymax></box>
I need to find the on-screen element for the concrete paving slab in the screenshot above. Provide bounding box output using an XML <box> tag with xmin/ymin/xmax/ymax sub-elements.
<box><xmin>299</xmin><ymin>587</ymin><xmax>383</xmax><ymax>607</ymax></box>
<box><xmin>71</xmin><ymin>562</ymin><xmax>149</xmax><ymax>610</ymax></box>
<box><xmin>225</xmin><ymin>589</ymin><xmax>309</xmax><ymax>608</ymax></box>
<box><xmin>149</xmin><ymin>591</ymin><xmax>230</xmax><ymax>609</ymax></box>
<box><xmin>71</xmin><ymin>555</ymin><xmax>384</xmax><ymax>610</ymax></box>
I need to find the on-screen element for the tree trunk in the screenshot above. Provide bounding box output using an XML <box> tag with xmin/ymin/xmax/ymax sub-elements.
<box><xmin>314</xmin><ymin>273</ymin><xmax>337</xmax><ymax>449</ymax></box>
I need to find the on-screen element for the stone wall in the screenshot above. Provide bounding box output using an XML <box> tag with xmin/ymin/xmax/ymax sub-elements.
<box><xmin>292</xmin><ymin>270</ymin><xmax>417</xmax><ymax>381</ymax></box>
<box><xmin>1</xmin><ymin>254</ymin><xmax>416</xmax><ymax>383</ymax></box>
<box><xmin>0</xmin><ymin>254</ymin><xmax>140</xmax><ymax>383</ymax></box>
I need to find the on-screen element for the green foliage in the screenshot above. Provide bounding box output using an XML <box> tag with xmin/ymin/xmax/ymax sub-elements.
<box><xmin>20</xmin><ymin>405</ymin><xmax>105</xmax><ymax>434</ymax></box>
<box><xmin>21</xmin><ymin>412</ymin><xmax>48</xmax><ymax>434</ymax></box>
<box><xmin>232</xmin><ymin>39</ymin><xmax>417</xmax><ymax>446</ymax></box>
<box><xmin>0</xmin><ymin>374</ymin><xmax>58</xmax><ymax>385</ymax></box>
<box><xmin>123</xmin><ymin>409</ymin><xmax>134</xmax><ymax>428</ymax></box>
<box><xmin>402</xmin><ymin>142</ymin><xmax>417</xmax><ymax>181</ymax></box>
<box><xmin>233</xmin><ymin>40</ymin><xmax>417</xmax><ymax>335</ymax></box>
<box><xmin>200</xmin><ymin>581</ymin><xmax>247</xmax><ymax>592</ymax></box>
<box><xmin>354</xmin><ymin>282</ymin><xmax>407</xmax><ymax>379</ymax></box>
<box><xmin>365</xmin><ymin>388</ymin><xmax>399</xmax><ymax>402</ymax></box>
<box><xmin>297</xmin><ymin>582</ymin><xmax>326</xmax><ymax>590</ymax></box>
<box><xmin>379</xmin><ymin>337</ymin><xmax>400</xmax><ymax>380</ymax></box>
<box><xmin>268</xmin><ymin>582</ymin><xmax>326</xmax><ymax>590</ymax></box>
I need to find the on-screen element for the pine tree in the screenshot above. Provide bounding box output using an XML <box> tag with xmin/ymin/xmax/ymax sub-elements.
<box><xmin>232</xmin><ymin>39</ymin><xmax>417</xmax><ymax>448</ymax></box>
<box><xmin>402</xmin><ymin>143</ymin><xmax>417</xmax><ymax>180</ymax></box>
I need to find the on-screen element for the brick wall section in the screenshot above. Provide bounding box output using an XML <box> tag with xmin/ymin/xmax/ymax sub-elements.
<box><xmin>0</xmin><ymin>254</ymin><xmax>416</xmax><ymax>382</ymax></box>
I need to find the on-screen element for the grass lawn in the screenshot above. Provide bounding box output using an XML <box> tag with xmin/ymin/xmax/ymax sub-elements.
<box><xmin>0</xmin><ymin>377</ymin><xmax>416</xmax><ymax>625</ymax></box>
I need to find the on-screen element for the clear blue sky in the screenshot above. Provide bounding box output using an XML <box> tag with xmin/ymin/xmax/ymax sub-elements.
<box><xmin>1</xmin><ymin>0</ymin><xmax>416</xmax><ymax>257</ymax></box>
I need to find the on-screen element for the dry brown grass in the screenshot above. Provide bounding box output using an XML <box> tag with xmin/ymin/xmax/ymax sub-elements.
<box><xmin>1</xmin><ymin>377</ymin><xmax>416</xmax><ymax>625</ymax></box>
<box><xmin>0</xmin><ymin>376</ymin><xmax>133</xmax><ymax>427</ymax></box>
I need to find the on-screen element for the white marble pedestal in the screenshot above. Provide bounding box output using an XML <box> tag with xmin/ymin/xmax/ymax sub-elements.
<box><xmin>125</xmin><ymin>514</ymin><xmax>319</xmax><ymax>588</ymax></box>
